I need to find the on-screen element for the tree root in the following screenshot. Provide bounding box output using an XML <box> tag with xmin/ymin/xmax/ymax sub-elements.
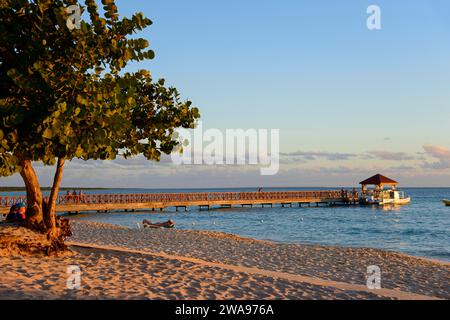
<box><xmin>0</xmin><ymin>217</ymin><xmax>72</xmax><ymax>256</ymax></box>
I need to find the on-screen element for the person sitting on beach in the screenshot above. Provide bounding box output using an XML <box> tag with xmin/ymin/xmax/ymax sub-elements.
<box><xmin>6</xmin><ymin>204</ymin><xmax>18</xmax><ymax>221</ymax></box>
<box><xmin>16</xmin><ymin>205</ymin><xmax>26</xmax><ymax>220</ymax></box>
<box><xmin>6</xmin><ymin>203</ymin><xmax>26</xmax><ymax>222</ymax></box>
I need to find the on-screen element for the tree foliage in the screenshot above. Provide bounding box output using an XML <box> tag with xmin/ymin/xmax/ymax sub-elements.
<box><xmin>0</xmin><ymin>0</ymin><xmax>200</xmax><ymax>177</ymax></box>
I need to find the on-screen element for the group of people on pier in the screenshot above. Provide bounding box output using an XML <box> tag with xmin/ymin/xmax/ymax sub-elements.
<box><xmin>65</xmin><ymin>190</ymin><xmax>86</xmax><ymax>204</ymax></box>
<box><xmin>341</xmin><ymin>188</ymin><xmax>359</xmax><ymax>200</ymax></box>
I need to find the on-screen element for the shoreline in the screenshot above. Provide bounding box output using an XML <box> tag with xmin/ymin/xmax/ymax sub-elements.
<box><xmin>264</xmin><ymin>238</ymin><xmax>450</xmax><ymax>266</ymax></box>
<box><xmin>70</xmin><ymin>214</ymin><xmax>450</xmax><ymax>264</ymax></box>
<box><xmin>107</xmin><ymin>221</ymin><xmax>450</xmax><ymax>266</ymax></box>
<box><xmin>0</xmin><ymin>220</ymin><xmax>449</xmax><ymax>300</ymax></box>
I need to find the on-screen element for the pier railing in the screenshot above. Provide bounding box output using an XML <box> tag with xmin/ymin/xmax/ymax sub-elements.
<box><xmin>0</xmin><ymin>190</ymin><xmax>358</xmax><ymax>208</ymax></box>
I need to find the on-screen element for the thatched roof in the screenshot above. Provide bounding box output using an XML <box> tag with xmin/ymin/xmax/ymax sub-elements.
<box><xmin>360</xmin><ymin>174</ymin><xmax>398</xmax><ymax>186</ymax></box>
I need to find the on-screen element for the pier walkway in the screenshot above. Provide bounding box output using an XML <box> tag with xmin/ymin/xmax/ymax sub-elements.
<box><xmin>0</xmin><ymin>190</ymin><xmax>359</xmax><ymax>214</ymax></box>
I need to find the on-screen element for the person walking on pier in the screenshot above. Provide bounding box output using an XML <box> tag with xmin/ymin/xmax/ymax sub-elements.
<box><xmin>79</xmin><ymin>190</ymin><xmax>85</xmax><ymax>203</ymax></box>
<box><xmin>72</xmin><ymin>190</ymin><xmax>78</xmax><ymax>204</ymax></box>
<box><xmin>65</xmin><ymin>190</ymin><xmax>71</xmax><ymax>204</ymax></box>
<box><xmin>352</xmin><ymin>188</ymin><xmax>359</xmax><ymax>200</ymax></box>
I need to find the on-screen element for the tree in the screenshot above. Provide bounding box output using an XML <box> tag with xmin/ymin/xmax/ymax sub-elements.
<box><xmin>0</xmin><ymin>0</ymin><xmax>200</xmax><ymax>252</ymax></box>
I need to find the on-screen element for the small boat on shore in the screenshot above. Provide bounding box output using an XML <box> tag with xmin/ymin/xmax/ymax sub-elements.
<box><xmin>142</xmin><ymin>219</ymin><xmax>175</xmax><ymax>229</ymax></box>
<box><xmin>442</xmin><ymin>200</ymin><xmax>450</xmax><ymax>207</ymax></box>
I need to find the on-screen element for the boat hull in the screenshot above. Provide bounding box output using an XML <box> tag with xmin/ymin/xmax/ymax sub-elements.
<box><xmin>362</xmin><ymin>197</ymin><xmax>411</xmax><ymax>206</ymax></box>
<box><xmin>381</xmin><ymin>197</ymin><xmax>411</xmax><ymax>205</ymax></box>
<box><xmin>142</xmin><ymin>220</ymin><xmax>175</xmax><ymax>229</ymax></box>
<box><xmin>443</xmin><ymin>200</ymin><xmax>450</xmax><ymax>207</ymax></box>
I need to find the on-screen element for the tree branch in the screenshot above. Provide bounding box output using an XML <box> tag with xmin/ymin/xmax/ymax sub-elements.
<box><xmin>46</xmin><ymin>158</ymin><xmax>65</xmax><ymax>233</ymax></box>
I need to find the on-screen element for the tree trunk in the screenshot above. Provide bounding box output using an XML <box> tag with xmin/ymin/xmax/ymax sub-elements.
<box><xmin>18</xmin><ymin>158</ymin><xmax>71</xmax><ymax>254</ymax></box>
<box><xmin>19</xmin><ymin>159</ymin><xmax>46</xmax><ymax>232</ymax></box>
<box><xmin>46</xmin><ymin>158</ymin><xmax>65</xmax><ymax>237</ymax></box>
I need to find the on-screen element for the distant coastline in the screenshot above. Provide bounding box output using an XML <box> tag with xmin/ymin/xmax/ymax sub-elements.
<box><xmin>1</xmin><ymin>186</ymin><xmax>449</xmax><ymax>192</ymax></box>
<box><xmin>0</xmin><ymin>187</ymin><xmax>112</xmax><ymax>192</ymax></box>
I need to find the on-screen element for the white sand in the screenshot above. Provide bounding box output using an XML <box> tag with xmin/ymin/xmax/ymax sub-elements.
<box><xmin>0</xmin><ymin>220</ymin><xmax>448</xmax><ymax>300</ymax></box>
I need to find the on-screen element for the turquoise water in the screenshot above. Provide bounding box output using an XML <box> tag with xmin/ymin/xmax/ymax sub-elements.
<box><xmin>2</xmin><ymin>187</ymin><xmax>450</xmax><ymax>261</ymax></box>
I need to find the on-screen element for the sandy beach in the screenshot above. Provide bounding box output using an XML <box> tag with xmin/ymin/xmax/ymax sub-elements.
<box><xmin>0</xmin><ymin>220</ymin><xmax>448</xmax><ymax>300</ymax></box>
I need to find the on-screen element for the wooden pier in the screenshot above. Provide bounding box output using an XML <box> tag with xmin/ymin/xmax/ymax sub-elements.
<box><xmin>0</xmin><ymin>190</ymin><xmax>359</xmax><ymax>215</ymax></box>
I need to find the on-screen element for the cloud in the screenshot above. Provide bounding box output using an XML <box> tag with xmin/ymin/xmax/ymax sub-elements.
<box><xmin>282</xmin><ymin>150</ymin><xmax>418</xmax><ymax>162</ymax></box>
<box><xmin>423</xmin><ymin>145</ymin><xmax>450</xmax><ymax>159</ymax></box>
<box><xmin>4</xmin><ymin>146</ymin><xmax>449</xmax><ymax>189</ymax></box>
<box><xmin>365</xmin><ymin>151</ymin><xmax>415</xmax><ymax>161</ymax></box>
<box><xmin>422</xmin><ymin>145</ymin><xmax>450</xmax><ymax>169</ymax></box>
<box><xmin>389</xmin><ymin>165</ymin><xmax>416</xmax><ymax>171</ymax></box>
<box><xmin>280</xmin><ymin>151</ymin><xmax>358</xmax><ymax>161</ymax></box>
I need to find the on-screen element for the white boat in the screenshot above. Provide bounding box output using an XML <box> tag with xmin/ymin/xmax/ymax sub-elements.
<box><xmin>443</xmin><ymin>200</ymin><xmax>450</xmax><ymax>207</ymax></box>
<box><xmin>363</xmin><ymin>190</ymin><xmax>411</xmax><ymax>205</ymax></box>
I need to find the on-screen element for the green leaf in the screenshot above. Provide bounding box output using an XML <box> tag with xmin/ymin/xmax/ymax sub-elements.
<box><xmin>42</xmin><ymin>128</ymin><xmax>53</xmax><ymax>139</ymax></box>
<box><xmin>75</xmin><ymin>146</ymin><xmax>84</xmax><ymax>157</ymax></box>
<box><xmin>0</xmin><ymin>0</ymin><xmax>200</xmax><ymax>182</ymax></box>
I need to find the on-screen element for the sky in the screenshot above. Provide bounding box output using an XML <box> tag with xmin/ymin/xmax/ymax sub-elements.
<box><xmin>2</xmin><ymin>0</ymin><xmax>450</xmax><ymax>188</ymax></box>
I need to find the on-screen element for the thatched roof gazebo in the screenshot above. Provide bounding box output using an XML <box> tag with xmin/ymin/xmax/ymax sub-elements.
<box><xmin>360</xmin><ymin>174</ymin><xmax>398</xmax><ymax>195</ymax></box>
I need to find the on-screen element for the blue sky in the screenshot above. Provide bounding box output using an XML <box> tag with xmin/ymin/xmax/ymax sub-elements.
<box><xmin>127</xmin><ymin>0</ymin><xmax>450</xmax><ymax>152</ymax></box>
<box><xmin>3</xmin><ymin>0</ymin><xmax>450</xmax><ymax>188</ymax></box>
